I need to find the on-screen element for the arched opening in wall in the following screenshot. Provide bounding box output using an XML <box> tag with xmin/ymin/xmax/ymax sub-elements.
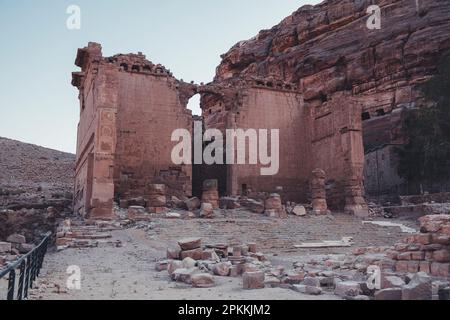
<box><xmin>362</xmin><ymin>112</ymin><xmax>371</xmax><ymax>121</ymax></box>
<box><xmin>187</xmin><ymin>94</ymin><xmax>202</xmax><ymax>116</ymax></box>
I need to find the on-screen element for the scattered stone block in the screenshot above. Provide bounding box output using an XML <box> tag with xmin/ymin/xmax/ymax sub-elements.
<box><xmin>382</xmin><ymin>275</ymin><xmax>405</xmax><ymax>289</ymax></box>
<box><xmin>199</xmin><ymin>203</ymin><xmax>214</xmax><ymax>218</ymax></box>
<box><xmin>243</xmin><ymin>271</ymin><xmax>265</xmax><ymax>290</ymax></box>
<box><xmin>168</xmin><ymin>260</ymin><xmax>183</xmax><ymax>275</ymax></box>
<box><xmin>334</xmin><ymin>281</ymin><xmax>362</xmax><ymax>297</ymax></box>
<box><xmin>171</xmin><ymin>268</ymin><xmax>199</xmax><ymax>284</ymax></box>
<box><xmin>180</xmin><ymin>248</ymin><xmax>203</xmax><ymax>260</ymax></box>
<box><xmin>18</xmin><ymin>243</ymin><xmax>34</xmax><ymax>254</ymax></box>
<box><xmin>213</xmin><ymin>262</ymin><xmax>231</xmax><ymax>276</ymax></box>
<box><xmin>182</xmin><ymin>257</ymin><xmax>197</xmax><ymax>269</ymax></box>
<box><xmin>303</xmin><ymin>276</ymin><xmax>320</xmax><ymax>288</ymax></box>
<box><xmin>178</xmin><ymin>237</ymin><xmax>202</xmax><ymax>251</ymax></box>
<box><xmin>191</xmin><ymin>273</ymin><xmax>215</xmax><ymax>288</ymax></box>
<box><xmin>165</xmin><ymin>212</ymin><xmax>181</xmax><ymax>219</ymax></box>
<box><xmin>292</xmin><ymin>205</ymin><xmax>307</xmax><ymax>216</ymax></box>
<box><xmin>6</xmin><ymin>234</ymin><xmax>26</xmax><ymax>244</ymax></box>
<box><xmin>402</xmin><ymin>272</ymin><xmax>432</xmax><ymax>300</ymax></box>
<box><xmin>293</xmin><ymin>284</ymin><xmax>322</xmax><ymax>295</ymax></box>
<box><xmin>184</xmin><ymin>197</ymin><xmax>201</xmax><ymax>211</ymax></box>
<box><xmin>375</xmin><ymin>288</ymin><xmax>403</xmax><ymax>300</ymax></box>
<box><xmin>155</xmin><ymin>260</ymin><xmax>169</xmax><ymax>271</ymax></box>
<box><xmin>167</xmin><ymin>247</ymin><xmax>181</xmax><ymax>260</ymax></box>
<box><xmin>0</xmin><ymin>242</ymin><xmax>11</xmax><ymax>253</ymax></box>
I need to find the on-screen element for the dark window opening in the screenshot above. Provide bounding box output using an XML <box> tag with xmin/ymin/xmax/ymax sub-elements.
<box><xmin>143</xmin><ymin>65</ymin><xmax>151</xmax><ymax>72</ymax></box>
<box><xmin>266</xmin><ymin>82</ymin><xmax>274</xmax><ymax>88</ymax></box>
<box><xmin>120</xmin><ymin>63</ymin><xmax>128</xmax><ymax>71</ymax></box>
<box><xmin>242</xmin><ymin>184</ymin><xmax>248</xmax><ymax>196</ymax></box>
<box><xmin>132</xmin><ymin>65</ymin><xmax>140</xmax><ymax>72</ymax></box>
<box><xmin>376</xmin><ymin>109</ymin><xmax>386</xmax><ymax>116</ymax></box>
<box><xmin>362</xmin><ymin>112</ymin><xmax>371</xmax><ymax>121</ymax></box>
<box><xmin>319</xmin><ymin>92</ymin><xmax>328</xmax><ymax>103</ymax></box>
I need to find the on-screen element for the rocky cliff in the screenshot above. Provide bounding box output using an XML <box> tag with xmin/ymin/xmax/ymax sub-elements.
<box><xmin>214</xmin><ymin>0</ymin><xmax>450</xmax><ymax>196</ymax></box>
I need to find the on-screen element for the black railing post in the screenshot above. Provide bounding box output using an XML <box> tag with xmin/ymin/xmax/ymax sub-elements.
<box><xmin>7</xmin><ymin>269</ymin><xmax>16</xmax><ymax>300</ymax></box>
<box><xmin>17</xmin><ymin>260</ymin><xmax>26</xmax><ymax>300</ymax></box>
<box><xmin>24</xmin><ymin>256</ymin><xmax>31</xmax><ymax>299</ymax></box>
<box><xmin>1</xmin><ymin>232</ymin><xmax>51</xmax><ymax>300</ymax></box>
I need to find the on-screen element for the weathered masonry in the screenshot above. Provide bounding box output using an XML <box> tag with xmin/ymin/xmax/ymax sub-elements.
<box><xmin>72</xmin><ymin>42</ymin><xmax>368</xmax><ymax>218</ymax></box>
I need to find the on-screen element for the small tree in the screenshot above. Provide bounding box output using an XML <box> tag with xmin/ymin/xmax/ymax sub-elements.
<box><xmin>396</xmin><ymin>53</ymin><xmax>450</xmax><ymax>193</ymax></box>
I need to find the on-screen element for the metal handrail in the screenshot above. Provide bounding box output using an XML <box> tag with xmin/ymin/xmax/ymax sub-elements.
<box><xmin>0</xmin><ymin>232</ymin><xmax>52</xmax><ymax>300</ymax></box>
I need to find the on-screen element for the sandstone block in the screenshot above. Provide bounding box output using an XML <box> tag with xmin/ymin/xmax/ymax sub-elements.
<box><xmin>433</xmin><ymin>250</ymin><xmax>450</xmax><ymax>263</ymax></box>
<box><xmin>6</xmin><ymin>234</ymin><xmax>26</xmax><ymax>244</ymax></box>
<box><xmin>155</xmin><ymin>260</ymin><xmax>169</xmax><ymax>271</ymax></box>
<box><xmin>0</xmin><ymin>242</ymin><xmax>11</xmax><ymax>253</ymax></box>
<box><xmin>334</xmin><ymin>281</ymin><xmax>362</xmax><ymax>298</ymax></box>
<box><xmin>184</xmin><ymin>197</ymin><xmax>201</xmax><ymax>211</ymax></box>
<box><xmin>167</xmin><ymin>247</ymin><xmax>181</xmax><ymax>260</ymax></box>
<box><xmin>178</xmin><ymin>237</ymin><xmax>202</xmax><ymax>251</ymax></box>
<box><xmin>168</xmin><ymin>260</ymin><xmax>184</xmax><ymax>275</ymax></box>
<box><xmin>291</xmin><ymin>205</ymin><xmax>307</xmax><ymax>216</ymax></box>
<box><xmin>191</xmin><ymin>273</ymin><xmax>215</xmax><ymax>288</ymax></box>
<box><xmin>199</xmin><ymin>203</ymin><xmax>214</xmax><ymax>218</ymax></box>
<box><xmin>402</xmin><ymin>272</ymin><xmax>432</xmax><ymax>300</ymax></box>
<box><xmin>149</xmin><ymin>184</ymin><xmax>166</xmax><ymax>195</ymax></box>
<box><xmin>243</xmin><ymin>271</ymin><xmax>265</xmax><ymax>290</ymax></box>
<box><xmin>303</xmin><ymin>276</ymin><xmax>320</xmax><ymax>288</ymax></box>
<box><xmin>213</xmin><ymin>262</ymin><xmax>231</xmax><ymax>276</ymax></box>
<box><xmin>171</xmin><ymin>267</ymin><xmax>199</xmax><ymax>284</ymax></box>
<box><xmin>180</xmin><ymin>248</ymin><xmax>203</xmax><ymax>260</ymax></box>
<box><xmin>182</xmin><ymin>257</ymin><xmax>197</xmax><ymax>269</ymax></box>
<box><xmin>375</xmin><ymin>288</ymin><xmax>402</xmax><ymax>300</ymax></box>
<box><xmin>293</xmin><ymin>284</ymin><xmax>322</xmax><ymax>295</ymax></box>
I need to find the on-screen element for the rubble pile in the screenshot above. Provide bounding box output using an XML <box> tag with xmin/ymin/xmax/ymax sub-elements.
<box><xmin>156</xmin><ymin>238</ymin><xmax>272</xmax><ymax>289</ymax></box>
<box><xmin>388</xmin><ymin>214</ymin><xmax>450</xmax><ymax>277</ymax></box>
<box><xmin>0</xmin><ymin>232</ymin><xmax>37</xmax><ymax>268</ymax></box>
<box><xmin>55</xmin><ymin>219</ymin><xmax>127</xmax><ymax>251</ymax></box>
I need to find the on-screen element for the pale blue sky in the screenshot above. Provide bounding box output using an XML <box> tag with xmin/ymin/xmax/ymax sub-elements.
<box><xmin>0</xmin><ymin>0</ymin><xmax>321</xmax><ymax>153</ymax></box>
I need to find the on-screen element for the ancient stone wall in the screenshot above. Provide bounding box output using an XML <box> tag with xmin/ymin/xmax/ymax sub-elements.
<box><xmin>72</xmin><ymin>43</ymin><xmax>193</xmax><ymax>218</ymax></box>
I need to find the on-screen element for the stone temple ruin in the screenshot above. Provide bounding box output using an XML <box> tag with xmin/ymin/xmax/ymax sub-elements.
<box><xmin>71</xmin><ymin>42</ymin><xmax>368</xmax><ymax>219</ymax></box>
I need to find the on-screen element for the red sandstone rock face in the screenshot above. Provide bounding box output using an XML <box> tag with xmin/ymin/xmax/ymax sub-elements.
<box><xmin>216</xmin><ymin>0</ymin><xmax>450</xmax><ymax>100</ymax></box>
